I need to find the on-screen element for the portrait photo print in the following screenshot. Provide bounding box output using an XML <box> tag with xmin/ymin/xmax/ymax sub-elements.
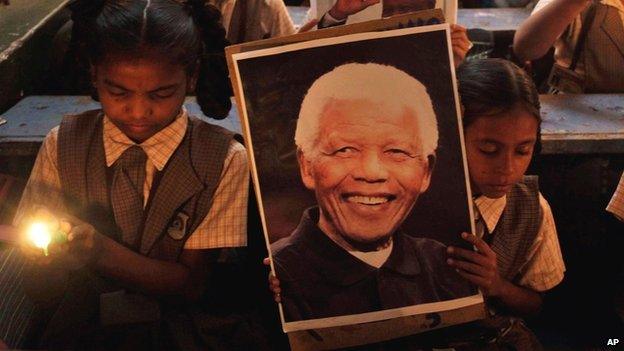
<box><xmin>231</xmin><ymin>24</ymin><xmax>482</xmax><ymax>332</ymax></box>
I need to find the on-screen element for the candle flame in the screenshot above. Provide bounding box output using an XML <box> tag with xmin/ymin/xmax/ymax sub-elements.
<box><xmin>28</xmin><ymin>222</ymin><xmax>51</xmax><ymax>254</ymax></box>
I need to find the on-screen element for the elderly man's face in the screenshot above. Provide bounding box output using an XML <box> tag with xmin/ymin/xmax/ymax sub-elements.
<box><xmin>299</xmin><ymin>98</ymin><xmax>434</xmax><ymax>246</ymax></box>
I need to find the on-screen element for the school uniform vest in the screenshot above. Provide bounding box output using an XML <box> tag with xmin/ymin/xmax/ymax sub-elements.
<box><xmin>485</xmin><ymin>176</ymin><xmax>543</xmax><ymax>285</ymax></box>
<box><xmin>580</xmin><ymin>2</ymin><xmax>624</xmax><ymax>93</ymax></box>
<box><xmin>37</xmin><ymin>110</ymin><xmax>236</xmax><ymax>350</ymax></box>
<box><xmin>407</xmin><ymin>177</ymin><xmax>544</xmax><ymax>350</ymax></box>
<box><xmin>57</xmin><ymin>109</ymin><xmax>234</xmax><ymax>261</ymax></box>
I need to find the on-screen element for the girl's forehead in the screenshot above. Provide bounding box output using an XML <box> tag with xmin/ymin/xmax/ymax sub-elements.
<box><xmin>95</xmin><ymin>56</ymin><xmax>189</xmax><ymax>89</ymax></box>
<box><xmin>98</xmin><ymin>54</ymin><xmax>186</xmax><ymax>75</ymax></box>
<box><xmin>99</xmin><ymin>50</ymin><xmax>181</xmax><ymax>68</ymax></box>
<box><xmin>467</xmin><ymin>110</ymin><xmax>538</xmax><ymax>141</ymax></box>
<box><xmin>471</xmin><ymin>106</ymin><xmax>538</xmax><ymax>128</ymax></box>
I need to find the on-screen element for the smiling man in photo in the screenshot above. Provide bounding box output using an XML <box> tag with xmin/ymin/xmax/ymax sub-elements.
<box><xmin>270</xmin><ymin>62</ymin><xmax>475</xmax><ymax>322</ymax></box>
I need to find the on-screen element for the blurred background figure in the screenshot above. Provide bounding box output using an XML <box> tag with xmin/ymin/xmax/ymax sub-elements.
<box><xmin>210</xmin><ymin>0</ymin><xmax>297</xmax><ymax>43</ymax></box>
<box><xmin>513</xmin><ymin>0</ymin><xmax>624</xmax><ymax>93</ymax></box>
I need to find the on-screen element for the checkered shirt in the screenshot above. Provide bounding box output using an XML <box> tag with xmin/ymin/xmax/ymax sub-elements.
<box><xmin>474</xmin><ymin>193</ymin><xmax>565</xmax><ymax>292</ymax></box>
<box><xmin>15</xmin><ymin>109</ymin><xmax>248</xmax><ymax>249</ymax></box>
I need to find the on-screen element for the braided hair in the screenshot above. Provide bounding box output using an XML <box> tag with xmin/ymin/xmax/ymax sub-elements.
<box><xmin>68</xmin><ymin>0</ymin><xmax>232</xmax><ymax>118</ymax></box>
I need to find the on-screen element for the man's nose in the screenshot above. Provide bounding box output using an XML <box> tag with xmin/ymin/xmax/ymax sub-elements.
<box><xmin>125</xmin><ymin>96</ymin><xmax>152</xmax><ymax>120</ymax></box>
<box><xmin>353</xmin><ymin>152</ymin><xmax>389</xmax><ymax>182</ymax></box>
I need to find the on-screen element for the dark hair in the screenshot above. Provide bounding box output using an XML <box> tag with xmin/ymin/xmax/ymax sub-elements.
<box><xmin>457</xmin><ymin>58</ymin><xmax>541</xmax><ymax>153</ymax></box>
<box><xmin>69</xmin><ymin>0</ymin><xmax>232</xmax><ymax>118</ymax></box>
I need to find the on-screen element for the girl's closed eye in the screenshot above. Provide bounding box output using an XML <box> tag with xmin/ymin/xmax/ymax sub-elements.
<box><xmin>150</xmin><ymin>86</ymin><xmax>178</xmax><ymax>100</ymax></box>
<box><xmin>515</xmin><ymin>144</ymin><xmax>534</xmax><ymax>156</ymax></box>
<box><xmin>478</xmin><ymin>142</ymin><xmax>498</xmax><ymax>155</ymax></box>
<box><xmin>107</xmin><ymin>87</ymin><xmax>129</xmax><ymax>97</ymax></box>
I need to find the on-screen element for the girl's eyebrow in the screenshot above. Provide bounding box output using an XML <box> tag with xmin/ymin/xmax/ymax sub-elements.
<box><xmin>478</xmin><ymin>138</ymin><xmax>536</xmax><ymax>145</ymax></box>
<box><xmin>477</xmin><ymin>138</ymin><xmax>502</xmax><ymax>145</ymax></box>
<box><xmin>103</xmin><ymin>79</ymin><xmax>128</xmax><ymax>90</ymax></box>
<box><xmin>149</xmin><ymin>84</ymin><xmax>179</xmax><ymax>93</ymax></box>
<box><xmin>518</xmin><ymin>139</ymin><xmax>537</xmax><ymax>145</ymax></box>
<box><xmin>103</xmin><ymin>79</ymin><xmax>178</xmax><ymax>93</ymax></box>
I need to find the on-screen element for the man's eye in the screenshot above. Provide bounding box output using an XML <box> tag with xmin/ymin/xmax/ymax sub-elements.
<box><xmin>332</xmin><ymin>147</ymin><xmax>357</xmax><ymax>157</ymax></box>
<box><xmin>385</xmin><ymin>149</ymin><xmax>413</xmax><ymax>160</ymax></box>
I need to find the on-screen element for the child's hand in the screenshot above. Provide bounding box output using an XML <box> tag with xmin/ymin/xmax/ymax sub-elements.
<box><xmin>450</xmin><ymin>24</ymin><xmax>472</xmax><ymax>68</ymax></box>
<box><xmin>328</xmin><ymin>0</ymin><xmax>380</xmax><ymax>21</ymax></box>
<box><xmin>298</xmin><ymin>19</ymin><xmax>319</xmax><ymax>33</ymax></box>
<box><xmin>446</xmin><ymin>232</ymin><xmax>504</xmax><ymax>297</ymax></box>
<box><xmin>64</xmin><ymin>219</ymin><xmax>103</xmax><ymax>267</ymax></box>
<box><xmin>263</xmin><ymin>257</ymin><xmax>282</xmax><ymax>303</ymax></box>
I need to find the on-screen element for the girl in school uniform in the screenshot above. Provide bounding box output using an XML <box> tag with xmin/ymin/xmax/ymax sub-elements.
<box><xmin>268</xmin><ymin>58</ymin><xmax>565</xmax><ymax>350</ymax></box>
<box><xmin>15</xmin><ymin>0</ymin><xmax>249</xmax><ymax>349</ymax></box>
<box><xmin>442</xmin><ymin>58</ymin><xmax>565</xmax><ymax>349</ymax></box>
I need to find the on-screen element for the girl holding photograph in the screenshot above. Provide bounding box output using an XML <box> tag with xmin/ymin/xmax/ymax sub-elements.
<box><xmin>268</xmin><ymin>59</ymin><xmax>565</xmax><ymax>349</ymax></box>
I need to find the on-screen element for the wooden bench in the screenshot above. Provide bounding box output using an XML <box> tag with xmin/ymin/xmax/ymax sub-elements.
<box><xmin>285</xmin><ymin>6</ymin><xmax>530</xmax><ymax>60</ymax></box>
<box><xmin>540</xmin><ymin>94</ymin><xmax>624</xmax><ymax>154</ymax></box>
<box><xmin>0</xmin><ymin>0</ymin><xmax>71</xmax><ymax>113</ymax></box>
<box><xmin>2</xmin><ymin>94</ymin><xmax>623</xmax><ymax>157</ymax></box>
<box><xmin>0</xmin><ymin>96</ymin><xmax>242</xmax><ymax>157</ymax></box>
<box><xmin>286</xmin><ymin>6</ymin><xmax>531</xmax><ymax>32</ymax></box>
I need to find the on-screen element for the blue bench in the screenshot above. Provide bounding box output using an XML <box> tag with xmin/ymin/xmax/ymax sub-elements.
<box><xmin>0</xmin><ymin>96</ymin><xmax>242</xmax><ymax>157</ymax></box>
<box><xmin>2</xmin><ymin>94</ymin><xmax>623</xmax><ymax>156</ymax></box>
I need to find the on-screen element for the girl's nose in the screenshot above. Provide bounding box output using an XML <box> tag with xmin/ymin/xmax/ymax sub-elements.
<box><xmin>496</xmin><ymin>152</ymin><xmax>515</xmax><ymax>176</ymax></box>
<box><xmin>125</xmin><ymin>97</ymin><xmax>152</xmax><ymax>120</ymax></box>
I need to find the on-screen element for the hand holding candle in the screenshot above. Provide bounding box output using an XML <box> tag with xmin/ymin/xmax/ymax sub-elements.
<box><xmin>20</xmin><ymin>208</ymin><xmax>104</xmax><ymax>267</ymax></box>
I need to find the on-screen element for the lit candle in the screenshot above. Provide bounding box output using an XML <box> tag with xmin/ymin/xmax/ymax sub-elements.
<box><xmin>27</xmin><ymin>222</ymin><xmax>52</xmax><ymax>256</ymax></box>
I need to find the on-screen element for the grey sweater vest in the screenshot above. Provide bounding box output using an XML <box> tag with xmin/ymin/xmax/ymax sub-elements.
<box><xmin>57</xmin><ymin>109</ymin><xmax>235</xmax><ymax>261</ymax></box>
<box><xmin>485</xmin><ymin>176</ymin><xmax>543</xmax><ymax>284</ymax></box>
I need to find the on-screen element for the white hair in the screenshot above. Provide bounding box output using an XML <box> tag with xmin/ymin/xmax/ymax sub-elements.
<box><xmin>295</xmin><ymin>63</ymin><xmax>438</xmax><ymax>157</ymax></box>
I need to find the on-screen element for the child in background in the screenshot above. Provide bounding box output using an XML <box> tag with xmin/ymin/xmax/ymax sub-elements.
<box><xmin>268</xmin><ymin>59</ymin><xmax>565</xmax><ymax>349</ymax></box>
<box><xmin>315</xmin><ymin>0</ymin><xmax>473</xmax><ymax>67</ymax></box>
<box><xmin>513</xmin><ymin>0</ymin><xmax>624</xmax><ymax>93</ymax></box>
<box><xmin>15</xmin><ymin>0</ymin><xmax>248</xmax><ymax>349</ymax></box>
<box><xmin>209</xmin><ymin>0</ymin><xmax>297</xmax><ymax>43</ymax></box>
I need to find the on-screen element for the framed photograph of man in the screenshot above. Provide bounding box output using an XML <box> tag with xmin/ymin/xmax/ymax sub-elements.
<box><xmin>229</xmin><ymin>23</ymin><xmax>482</xmax><ymax>333</ymax></box>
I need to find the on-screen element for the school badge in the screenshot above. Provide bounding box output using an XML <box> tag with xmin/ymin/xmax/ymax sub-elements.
<box><xmin>167</xmin><ymin>212</ymin><xmax>189</xmax><ymax>240</ymax></box>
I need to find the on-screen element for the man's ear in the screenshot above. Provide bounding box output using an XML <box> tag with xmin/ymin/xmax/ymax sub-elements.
<box><xmin>297</xmin><ymin>148</ymin><xmax>316</xmax><ymax>191</ymax></box>
<box><xmin>419</xmin><ymin>154</ymin><xmax>436</xmax><ymax>193</ymax></box>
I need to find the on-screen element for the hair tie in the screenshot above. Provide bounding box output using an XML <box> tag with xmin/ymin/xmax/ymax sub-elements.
<box><xmin>68</xmin><ymin>0</ymin><xmax>107</xmax><ymax>20</ymax></box>
<box><xmin>183</xmin><ymin>0</ymin><xmax>208</xmax><ymax>26</ymax></box>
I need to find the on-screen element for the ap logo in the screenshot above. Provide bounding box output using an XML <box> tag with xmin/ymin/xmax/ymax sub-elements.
<box><xmin>607</xmin><ymin>338</ymin><xmax>619</xmax><ymax>346</ymax></box>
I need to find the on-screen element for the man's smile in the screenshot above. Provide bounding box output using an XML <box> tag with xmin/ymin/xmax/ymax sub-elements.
<box><xmin>342</xmin><ymin>193</ymin><xmax>397</xmax><ymax>206</ymax></box>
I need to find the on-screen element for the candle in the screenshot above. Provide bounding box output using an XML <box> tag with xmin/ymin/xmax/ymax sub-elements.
<box><xmin>27</xmin><ymin>222</ymin><xmax>52</xmax><ymax>256</ymax></box>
